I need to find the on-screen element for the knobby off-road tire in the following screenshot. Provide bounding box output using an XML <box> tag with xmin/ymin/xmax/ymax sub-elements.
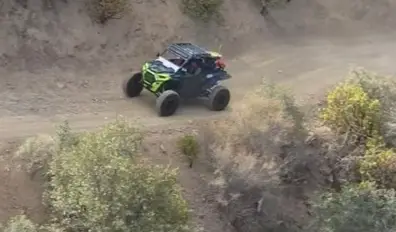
<box><xmin>156</xmin><ymin>90</ymin><xmax>180</xmax><ymax>117</ymax></box>
<box><xmin>206</xmin><ymin>85</ymin><xmax>230</xmax><ymax>111</ymax></box>
<box><xmin>123</xmin><ymin>72</ymin><xmax>143</xmax><ymax>98</ymax></box>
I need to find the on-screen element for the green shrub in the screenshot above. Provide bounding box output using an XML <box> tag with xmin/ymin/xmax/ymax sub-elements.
<box><xmin>55</xmin><ymin>121</ymin><xmax>79</xmax><ymax>152</ymax></box>
<box><xmin>346</xmin><ymin>69</ymin><xmax>396</xmax><ymax>110</ymax></box>
<box><xmin>320</xmin><ymin>82</ymin><xmax>381</xmax><ymax>139</ymax></box>
<box><xmin>320</xmin><ymin>70</ymin><xmax>396</xmax><ymax>190</ymax></box>
<box><xmin>311</xmin><ymin>182</ymin><xmax>396</xmax><ymax>232</ymax></box>
<box><xmin>180</xmin><ymin>0</ymin><xmax>223</xmax><ymax>21</ymax></box>
<box><xmin>46</xmin><ymin>120</ymin><xmax>189</xmax><ymax>232</ymax></box>
<box><xmin>177</xmin><ymin>134</ymin><xmax>200</xmax><ymax>168</ymax></box>
<box><xmin>346</xmin><ymin>69</ymin><xmax>396</xmax><ymax>145</ymax></box>
<box><xmin>359</xmin><ymin>138</ymin><xmax>396</xmax><ymax>189</ymax></box>
<box><xmin>86</xmin><ymin>0</ymin><xmax>130</xmax><ymax>24</ymax></box>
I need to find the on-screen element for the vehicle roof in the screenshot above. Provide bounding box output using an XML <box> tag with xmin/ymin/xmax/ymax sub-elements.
<box><xmin>167</xmin><ymin>43</ymin><xmax>212</xmax><ymax>59</ymax></box>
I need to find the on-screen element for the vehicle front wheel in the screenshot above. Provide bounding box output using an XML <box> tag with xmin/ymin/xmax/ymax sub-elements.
<box><xmin>156</xmin><ymin>90</ymin><xmax>180</xmax><ymax>117</ymax></box>
<box><xmin>206</xmin><ymin>85</ymin><xmax>230</xmax><ymax>111</ymax></box>
<box><xmin>122</xmin><ymin>72</ymin><xmax>143</xmax><ymax>98</ymax></box>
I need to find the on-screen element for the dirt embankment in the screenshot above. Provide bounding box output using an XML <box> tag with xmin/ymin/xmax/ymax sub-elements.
<box><xmin>270</xmin><ymin>0</ymin><xmax>396</xmax><ymax>36</ymax></box>
<box><xmin>1</xmin><ymin>0</ymin><xmax>395</xmax><ymax>72</ymax></box>
<box><xmin>0</xmin><ymin>0</ymin><xmax>265</xmax><ymax>72</ymax></box>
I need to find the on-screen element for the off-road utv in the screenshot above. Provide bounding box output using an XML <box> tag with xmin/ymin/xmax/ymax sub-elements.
<box><xmin>122</xmin><ymin>42</ymin><xmax>232</xmax><ymax>117</ymax></box>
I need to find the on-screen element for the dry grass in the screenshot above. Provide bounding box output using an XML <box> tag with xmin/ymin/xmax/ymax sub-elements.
<box><xmin>199</xmin><ymin>81</ymin><xmax>328</xmax><ymax>232</ymax></box>
<box><xmin>180</xmin><ymin>0</ymin><xmax>223</xmax><ymax>21</ymax></box>
<box><xmin>13</xmin><ymin>135</ymin><xmax>56</xmax><ymax>179</ymax></box>
<box><xmin>86</xmin><ymin>0</ymin><xmax>130</xmax><ymax>24</ymax></box>
<box><xmin>177</xmin><ymin>134</ymin><xmax>200</xmax><ymax>168</ymax></box>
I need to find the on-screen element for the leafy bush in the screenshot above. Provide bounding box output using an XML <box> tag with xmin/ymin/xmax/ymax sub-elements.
<box><xmin>320</xmin><ymin>71</ymin><xmax>396</xmax><ymax>189</ymax></box>
<box><xmin>56</xmin><ymin>121</ymin><xmax>79</xmax><ymax>152</ymax></box>
<box><xmin>86</xmin><ymin>0</ymin><xmax>130</xmax><ymax>24</ymax></box>
<box><xmin>0</xmin><ymin>215</ymin><xmax>38</xmax><ymax>232</ymax></box>
<box><xmin>320</xmin><ymin>82</ymin><xmax>381</xmax><ymax>140</ymax></box>
<box><xmin>177</xmin><ymin>134</ymin><xmax>200</xmax><ymax>168</ymax></box>
<box><xmin>180</xmin><ymin>0</ymin><xmax>223</xmax><ymax>21</ymax></box>
<box><xmin>346</xmin><ymin>69</ymin><xmax>396</xmax><ymax>146</ymax></box>
<box><xmin>346</xmin><ymin>69</ymin><xmax>396</xmax><ymax>110</ymax></box>
<box><xmin>311</xmin><ymin>182</ymin><xmax>396</xmax><ymax>232</ymax></box>
<box><xmin>46</xmin><ymin>120</ymin><xmax>189</xmax><ymax>232</ymax></box>
<box><xmin>359</xmin><ymin>138</ymin><xmax>396</xmax><ymax>189</ymax></box>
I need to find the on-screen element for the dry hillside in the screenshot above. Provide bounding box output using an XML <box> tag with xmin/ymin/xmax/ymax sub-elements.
<box><xmin>1</xmin><ymin>0</ymin><xmax>395</xmax><ymax>71</ymax></box>
<box><xmin>0</xmin><ymin>0</ymin><xmax>396</xmax><ymax>231</ymax></box>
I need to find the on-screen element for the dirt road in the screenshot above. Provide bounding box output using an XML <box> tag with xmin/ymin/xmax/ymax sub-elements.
<box><xmin>1</xmin><ymin>35</ymin><xmax>396</xmax><ymax>139</ymax></box>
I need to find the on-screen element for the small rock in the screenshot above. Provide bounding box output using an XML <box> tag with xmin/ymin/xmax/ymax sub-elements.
<box><xmin>160</xmin><ymin>144</ymin><xmax>166</xmax><ymax>154</ymax></box>
<box><xmin>6</xmin><ymin>83</ymin><xmax>15</xmax><ymax>90</ymax></box>
<box><xmin>8</xmin><ymin>95</ymin><xmax>19</xmax><ymax>102</ymax></box>
<box><xmin>81</xmin><ymin>80</ymin><xmax>89</xmax><ymax>88</ymax></box>
<box><xmin>56</xmin><ymin>82</ymin><xmax>66</xmax><ymax>89</ymax></box>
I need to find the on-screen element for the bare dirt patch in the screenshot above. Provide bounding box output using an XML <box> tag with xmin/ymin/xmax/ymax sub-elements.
<box><xmin>142</xmin><ymin>127</ymin><xmax>234</xmax><ymax>232</ymax></box>
<box><xmin>1</xmin><ymin>35</ymin><xmax>396</xmax><ymax>140</ymax></box>
<box><xmin>0</xmin><ymin>140</ymin><xmax>47</xmax><ymax>224</ymax></box>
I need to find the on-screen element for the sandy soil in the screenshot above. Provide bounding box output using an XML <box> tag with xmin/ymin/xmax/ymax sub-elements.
<box><xmin>1</xmin><ymin>34</ymin><xmax>396</xmax><ymax>139</ymax></box>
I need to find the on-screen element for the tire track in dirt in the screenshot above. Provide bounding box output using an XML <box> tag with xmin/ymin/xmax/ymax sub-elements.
<box><xmin>1</xmin><ymin>35</ymin><xmax>396</xmax><ymax>139</ymax></box>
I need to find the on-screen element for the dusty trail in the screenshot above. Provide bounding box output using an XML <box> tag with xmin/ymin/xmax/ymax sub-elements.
<box><xmin>1</xmin><ymin>34</ymin><xmax>396</xmax><ymax>139</ymax></box>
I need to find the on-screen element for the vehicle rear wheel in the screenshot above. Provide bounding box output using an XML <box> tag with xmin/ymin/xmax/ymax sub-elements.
<box><xmin>206</xmin><ymin>85</ymin><xmax>230</xmax><ymax>111</ymax></box>
<box><xmin>123</xmin><ymin>72</ymin><xmax>143</xmax><ymax>98</ymax></box>
<box><xmin>156</xmin><ymin>90</ymin><xmax>180</xmax><ymax>117</ymax></box>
